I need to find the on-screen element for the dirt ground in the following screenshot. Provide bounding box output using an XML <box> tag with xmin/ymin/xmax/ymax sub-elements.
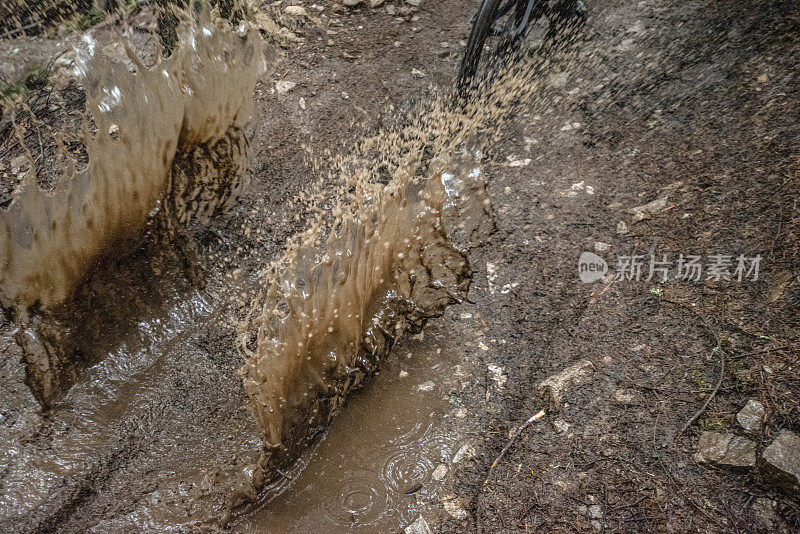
<box><xmin>1</xmin><ymin>0</ymin><xmax>799</xmax><ymax>532</ymax></box>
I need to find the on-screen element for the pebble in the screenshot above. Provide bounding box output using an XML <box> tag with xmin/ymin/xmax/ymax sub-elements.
<box><xmin>405</xmin><ymin>515</ymin><xmax>432</xmax><ymax>534</ymax></box>
<box><xmin>285</xmin><ymin>5</ymin><xmax>307</xmax><ymax>16</ymax></box>
<box><xmin>432</xmin><ymin>464</ymin><xmax>447</xmax><ymax>481</ymax></box>
<box><xmin>275</xmin><ymin>80</ymin><xmax>297</xmax><ymax>93</ymax></box>
<box><xmin>630</xmin><ymin>195</ymin><xmax>669</xmax><ymax>222</ymax></box>
<box><xmin>762</xmin><ymin>430</ymin><xmax>800</xmax><ymax>495</ymax></box>
<box><xmin>487</xmin><ymin>363</ymin><xmax>507</xmax><ymax>389</ymax></box>
<box><xmin>736</xmin><ymin>399</ymin><xmax>765</xmax><ymax>432</ymax></box>
<box><xmin>612</xmin><ymin>388</ymin><xmax>637</xmax><ymax>405</ymax></box>
<box><xmin>507</xmin><ymin>157</ymin><xmax>532</xmax><ymax>167</ymax></box>
<box><xmin>538</xmin><ymin>360</ymin><xmax>595</xmax><ymax>405</ymax></box>
<box><xmin>553</xmin><ymin>419</ymin><xmax>570</xmax><ymax>433</ymax></box>
<box><xmin>10</xmin><ymin>154</ymin><xmax>27</xmax><ymax>174</ymax></box>
<box><xmin>441</xmin><ymin>496</ymin><xmax>468</xmax><ymax>519</ymax></box>
<box><xmin>694</xmin><ymin>431</ymin><xmax>756</xmax><ymax>467</ymax></box>
<box><xmin>452</xmin><ymin>443</ymin><xmax>477</xmax><ymax>463</ymax></box>
<box><xmin>417</xmin><ymin>380</ymin><xmax>434</xmax><ymax>391</ymax></box>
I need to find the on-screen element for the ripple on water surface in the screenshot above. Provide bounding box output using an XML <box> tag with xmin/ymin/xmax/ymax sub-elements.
<box><xmin>234</xmin><ymin>324</ymin><xmax>462</xmax><ymax>533</ymax></box>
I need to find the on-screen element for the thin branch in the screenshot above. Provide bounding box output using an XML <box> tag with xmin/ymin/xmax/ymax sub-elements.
<box><xmin>477</xmin><ymin>409</ymin><xmax>546</xmax><ymax>534</ymax></box>
<box><xmin>677</xmin><ymin>346</ymin><xmax>725</xmax><ymax>437</ymax></box>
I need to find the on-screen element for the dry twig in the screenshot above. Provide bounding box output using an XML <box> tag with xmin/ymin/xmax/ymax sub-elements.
<box><xmin>476</xmin><ymin>409</ymin><xmax>546</xmax><ymax>534</ymax></box>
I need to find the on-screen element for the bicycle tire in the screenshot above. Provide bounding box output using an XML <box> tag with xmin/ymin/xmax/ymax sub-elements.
<box><xmin>457</xmin><ymin>0</ymin><xmax>504</xmax><ymax>93</ymax></box>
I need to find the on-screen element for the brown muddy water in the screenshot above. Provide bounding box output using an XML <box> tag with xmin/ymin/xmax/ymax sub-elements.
<box><xmin>0</xmin><ymin>2</ymin><xmax>585</xmax><ymax>531</ymax></box>
<box><xmin>235</xmin><ymin>322</ymin><xmax>462</xmax><ymax>533</ymax></box>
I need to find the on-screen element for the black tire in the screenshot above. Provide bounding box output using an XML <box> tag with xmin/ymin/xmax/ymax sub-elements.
<box><xmin>457</xmin><ymin>0</ymin><xmax>504</xmax><ymax>95</ymax></box>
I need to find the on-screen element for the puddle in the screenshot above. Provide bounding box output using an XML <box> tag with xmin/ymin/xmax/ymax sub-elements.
<box><xmin>234</xmin><ymin>322</ymin><xmax>462</xmax><ymax>533</ymax></box>
<box><xmin>0</xmin><ymin>1</ymin><xmax>577</xmax><ymax>529</ymax></box>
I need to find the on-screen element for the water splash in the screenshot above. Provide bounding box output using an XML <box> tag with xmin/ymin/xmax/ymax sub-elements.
<box><xmin>0</xmin><ymin>10</ymin><xmax>267</xmax><ymax>314</ymax></box>
<box><xmin>239</xmin><ymin>129</ymin><xmax>492</xmax><ymax>484</ymax></box>
<box><xmin>236</xmin><ymin>21</ymin><xmax>587</xmax><ymax>492</ymax></box>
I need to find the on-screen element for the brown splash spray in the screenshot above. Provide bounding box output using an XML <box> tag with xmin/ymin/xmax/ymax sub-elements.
<box><xmin>235</xmin><ymin>26</ymin><xmax>588</xmax><ymax>486</ymax></box>
<box><xmin>0</xmin><ymin>12</ymin><xmax>267</xmax><ymax>314</ymax></box>
<box><xmin>239</xmin><ymin>138</ymin><xmax>493</xmax><ymax>481</ymax></box>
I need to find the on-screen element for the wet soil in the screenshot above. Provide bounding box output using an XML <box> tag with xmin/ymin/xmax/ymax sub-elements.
<box><xmin>1</xmin><ymin>0</ymin><xmax>799</xmax><ymax>532</ymax></box>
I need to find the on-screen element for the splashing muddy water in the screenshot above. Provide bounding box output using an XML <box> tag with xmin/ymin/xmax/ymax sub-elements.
<box><xmin>234</xmin><ymin>321</ymin><xmax>465</xmax><ymax>532</ymax></box>
<box><xmin>0</xmin><ymin>1</ymin><xmax>588</xmax><ymax>529</ymax></box>
<box><xmin>0</xmin><ymin>11</ymin><xmax>266</xmax><ymax>313</ymax></box>
<box><xmin>239</xmin><ymin>143</ymin><xmax>491</xmax><ymax>484</ymax></box>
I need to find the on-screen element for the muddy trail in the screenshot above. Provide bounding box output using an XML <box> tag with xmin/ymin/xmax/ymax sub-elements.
<box><xmin>1</xmin><ymin>0</ymin><xmax>799</xmax><ymax>532</ymax></box>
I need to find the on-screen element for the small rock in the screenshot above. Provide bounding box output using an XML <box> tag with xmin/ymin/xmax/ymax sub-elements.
<box><xmin>417</xmin><ymin>380</ymin><xmax>435</xmax><ymax>391</ymax></box>
<box><xmin>612</xmin><ymin>388</ymin><xmax>637</xmax><ymax>405</ymax></box>
<box><xmin>616</xmin><ymin>220</ymin><xmax>629</xmax><ymax>234</ymax></box>
<box><xmin>370</xmin><ymin>0</ymin><xmax>384</xmax><ymax>6</ymax></box>
<box><xmin>432</xmin><ymin>464</ymin><xmax>447</xmax><ymax>481</ymax></box>
<box><xmin>285</xmin><ymin>5</ymin><xmax>307</xmax><ymax>15</ymax></box>
<box><xmin>275</xmin><ymin>80</ymin><xmax>297</xmax><ymax>93</ymax></box>
<box><xmin>452</xmin><ymin>443</ymin><xmax>477</xmax><ymax>464</ymax></box>
<box><xmin>254</xmin><ymin>12</ymin><xmax>281</xmax><ymax>33</ymax></box>
<box><xmin>405</xmin><ymin>515</ymin><xmax>432</xmax><ymax>534</ymax></box>
<box><xmin>441</xmin><ymin>496</ymin><xmax>468</xmax><ymax>520</ymax></box>
<box><xmin>626</xmin><ymin>20</ymin><xmax>644</xmax><ymax>34</ymax></box>
<box><xmin>694</xmin><ymin>431</ymin><xmax>756</xmax><ymax>467</ymax></box>
<box><xmin>54</xmin><ymin>51</ymin><xmax>76</xmax><ymax>70</ymax></box>
<box><xmin>507</xmin><ymin>157</ymin><xmax>532</xmax><ymax>167</ymax></box>
<box><xmin>298</xmin><ymin>97</ymin><xmax>306</xmax><ymax>110</ymax></box>
<box><xmin>487</xmin><ymin>363</ymin><xmax>507</xmax><ymax>389</ymax></box>
<box><xmin>616</xmin><ymin>37</ymin><xmax>635</xmax><ymax>52</ymax></box>
<box><xmin>736</xmin><ymin>399</ymin><xmax>765</xmax><ymax>432</ymax></box>
<box><xmin>343</xmin><ymin>0</ymin><xmax>362</xmax><ymax>6</ymax></box>
<box><xmin>399</xmin><ymin>370</ymin><xmax>409</xmax><ymax>378</ymax></box>
<box><xmin>761</xmin><ymin>430</ymin><xmax>800</xmax><ymax>495</ymax></box>
<box><xmin>577</xmin><ymin>504</ymin><xmax>603</xmax><ymax>531</ymax></box>
<box><xmin>594</xmin><ymin>241</ymin><xmax>611</xmax><ymax>253</ymax></box>
<box><xmin>553</xmin><ymin>419</ymin><xmax>570</xmax><ymax>433</ymax></box>
<box><xmin>386</xmin><ymin>5</ymin><xmax>397</xmax><ymax>15</ymax></box>
<box><xmin>406</xmin><ymin>0</ymin><xmax>422</xmax><ymax>5</ymax></box>
<box><xmin>538</xmin><ymin>360</ymin><xmax>595</xmax><ymax>405</ymax></box>
<box><xmin>630</xmin><ymin>196</ymin><xmax>668</xmax><ymax>222</ymax></box>
<box><xmin>549</xmin><ymin>71</ymin><xmax>568</xmax><ymax>89</ymax></box>
<box><xmin>411</xmin><ymin>68</ymin><xmax>426</xmax><ymax>77</ymax></box>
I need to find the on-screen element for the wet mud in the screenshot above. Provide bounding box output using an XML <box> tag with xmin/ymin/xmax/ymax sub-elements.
<box><xmin>1</xmin><ymin>9</ymin><xmax>268</xmax><ymax>405</ymax></box>
<box><xmin>1</xmin><ymin>0</ymin><xmax>797</xmax><ymax>531</ymax></box>
<box><xmin>234</xmin><ymin>320</ymin><xmax>464</xmax><ymax>533</ymax></box>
